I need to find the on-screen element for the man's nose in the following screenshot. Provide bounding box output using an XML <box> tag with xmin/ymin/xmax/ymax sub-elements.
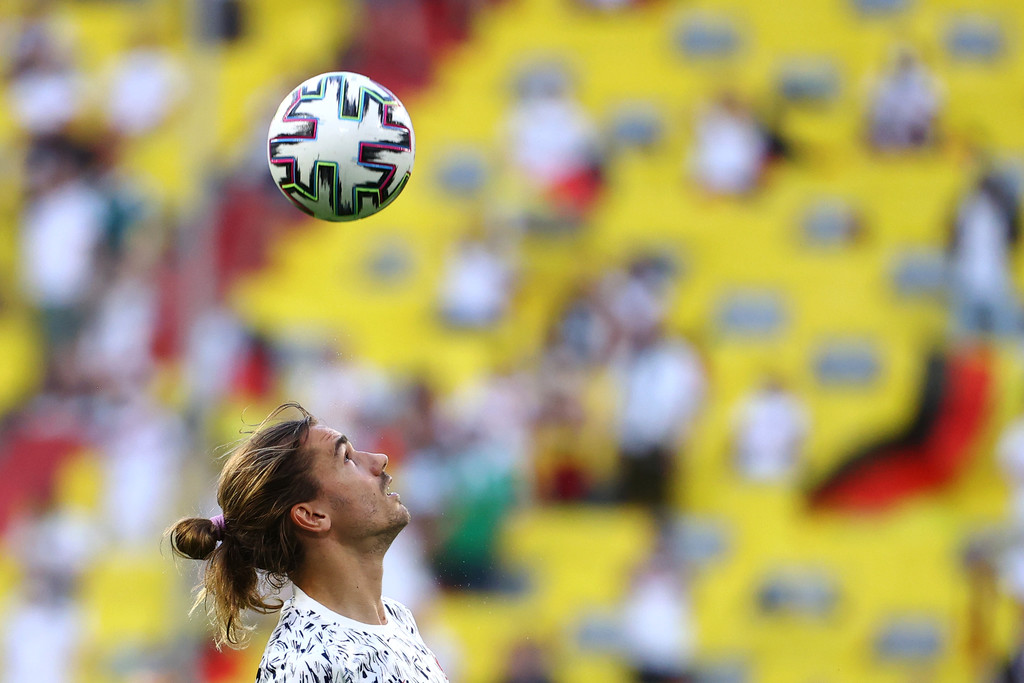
<box><xmin>366</xmin><ymin>451</ymin><xmax>389</xmax><ymax>476</ymax></box>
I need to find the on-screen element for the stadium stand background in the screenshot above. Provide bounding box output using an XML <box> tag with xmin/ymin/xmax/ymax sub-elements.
<box><xmin>1</xmin><ymin>0</ymin><xmax>1024</xmax><ymax>681</ymax></box>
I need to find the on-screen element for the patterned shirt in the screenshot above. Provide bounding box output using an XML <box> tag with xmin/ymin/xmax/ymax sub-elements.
<box><xmin>256</xmin><ymin>587</ymin><xmax>448</xmax><ymax>683</ymax></box>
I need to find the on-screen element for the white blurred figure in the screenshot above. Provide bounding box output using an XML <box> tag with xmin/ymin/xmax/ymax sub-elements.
<box><xmin>691</xmin><ymin>93</ymin><xmax>767</xmax><ymax>196</ymax></box>
<box><xmin>104</xmin><ymin>37</ymin><xmax>186</xmax><ymax>136</ymax></box>
<box><xmin>98</xmin><ymin>397</ymin><xmax>186</xmax><ymax>546</ymax></box>
<box><xmin>948</xmin><ymin>173</ymin><xmax>1021</xmax><ymax>337</ymax></box>
<box><xmin>731</xmin><ymin>377</ymin><xmax>810</xmax><ymax>483</ymax></box>
<box><xmin>620</xmin><ymin>547</ymin><xmax>695</xmax><ymax>682</ymax></box>
<box><xmin>605</xmin><ymin>261</ymin><xmax>668</xmax><ymax>345</ymax></box>
<box><xmin>21</xmin><ymin>179</ymin><xmax>105</xmax><ymax>309</ymax></box>
<box><xmin>449</xmin><ymin>366</ymin><xmax>536</xmax><ymax>472</ymax></box>
<box><xmin>606</xmin><ymin>276</ymin><xmax>660</xmax><ymax>341</ymax></box>
<box><xmin>2</xmin><ymin>504</ymin><xmax>97</xmax><ymax>683</ymax></box>
<box><xmin>2</xmin><ymin>574</ymin><xmax>83</xmax><ymax>683</ymax></box>
<box><xmin>8</xmin><ymin>507</ymin><xmax>101</xmax><ymax>588</ymax></box>
<box><xmin>615</xmin><ymin>323</ymin><xmax>706</xmax><ymax>512</ymax></box>
<box><xmin>77</xmin><ymin>267</ymin><xmax>158</xmax><ymax>393</ymax></box>
<box><xmin>439</xmin><ymin>235</ymin><xmax>515</xmax><ymax>329</ymax></box>
<box><xmin>7</xmin><ymin>31</ymin><xmax>85</xmax><ymax>135</ymax></box>
<box><xmin>20</xmin><ymin>148</ymin><xmax>107</xmax><ymax>349</ymax></box>
<box><xmin>504</xmin><ymin>68</ymin><xmax>600</xmax><ymax>193</ymax></box>
<box><xmin>868</xmin><ymin>48</ymin><xmax>942</xmax><ymax>150</ymax></box>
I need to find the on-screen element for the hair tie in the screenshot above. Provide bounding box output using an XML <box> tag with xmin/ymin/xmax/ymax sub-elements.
<box><xmin>210</xmin><ymin>514</ymin><xmax>226</xmax><ymax>540</ymax></box>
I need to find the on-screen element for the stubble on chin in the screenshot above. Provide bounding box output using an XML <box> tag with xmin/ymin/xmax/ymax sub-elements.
<box><xmin>371</xmin><ymin>511</ymin><xmax>409</xmax><ymax>556</ymax></box>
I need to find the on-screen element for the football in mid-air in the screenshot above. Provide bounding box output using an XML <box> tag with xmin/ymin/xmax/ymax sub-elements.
<box><xmin>267</xmin><ymin>71</ymin><xmax>415</xmax><ymax>222</ymax></box>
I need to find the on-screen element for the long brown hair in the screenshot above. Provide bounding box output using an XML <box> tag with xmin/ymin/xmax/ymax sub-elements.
<box><xmin>168</xmin><ymin>402</ymin><xmax>321</xmax><ymax>646</ymax></box>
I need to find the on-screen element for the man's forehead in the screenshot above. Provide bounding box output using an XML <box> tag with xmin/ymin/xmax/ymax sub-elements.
<box><xmin>310</xmin><ymin>424</ymin><xmax>343</xmax><ymax>441</ymax></box>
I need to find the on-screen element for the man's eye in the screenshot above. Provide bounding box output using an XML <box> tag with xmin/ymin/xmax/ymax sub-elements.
<box><xmin>344</xmin><ymin>452</ymin><xmax>352</xmax><ymax>462</ymax></box>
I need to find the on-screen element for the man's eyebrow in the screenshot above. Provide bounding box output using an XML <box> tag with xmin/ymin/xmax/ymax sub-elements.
<box><xmin>333</xmin><ymin>434</ymin><xmax>349</xmax><ymax>455</ymax></box>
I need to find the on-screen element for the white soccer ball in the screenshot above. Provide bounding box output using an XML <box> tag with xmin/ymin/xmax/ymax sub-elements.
<box><xmin>267</xmin><ymin>72</ymin><xmax>415</xmax><ymax>222</ymax></box>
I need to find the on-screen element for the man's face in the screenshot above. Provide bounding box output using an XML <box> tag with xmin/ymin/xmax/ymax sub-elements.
<box><xmin>305</xmin><ymin>424</ymin><xmax>410</xmax><ymax>547</ymax></box>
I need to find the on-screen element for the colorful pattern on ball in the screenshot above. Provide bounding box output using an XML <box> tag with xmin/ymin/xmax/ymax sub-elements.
<box><xmin>267</xmin><ymin>72</ymin><xmax>415</xmax><ymax>222</ymax></box>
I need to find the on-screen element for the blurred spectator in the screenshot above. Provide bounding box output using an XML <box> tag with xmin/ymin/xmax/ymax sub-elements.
<box><xmin>229</xmin><ymin>333</ymin><xmax>278</xmax><ymax>401</ymax></box>
<box><xmin>399</xmin><ymin>378</ymin><xmax>447</xmax><ymax>456</ymax></box>
<box><xmin>691</xmin><ymin>92</ymin><xmax>768</xmax><ymax>196</ymax></box>
<box><xmin>615</xmin><ymin>323</ymin><xmax>706</xmax><ymax>513</ymax></box>
<box><xmin>500</xmin><ymin>640</ymin><xmax>556</xmax><ymax>683</ymax></box>
<box><xmin>96</xmin><ymin>395</ymin><xmax>187</xmax><ymax>547</ymax></box>
<box><xmin>620</xmin><ymin>541</ymin><xmax>695</xmax><ymax>683</ymax></box>
<box><xmin>606</xmin><ymin>256</ymin><xmax>672</xmax><ymax>341</ymax></box>
<box><xmin>504</xmin><ymin>64</ymin><xmax>604</xmax><ymax>220</ymax></box>
<box><xmin>426</xmin><ymin>384</ymin><xmax>525</xmax><ymax>589</ymax></box>
<box><xmin>1</xmin><ymin>573</ymin><xmax>83</xmax><ymax>683</ymax></box>
<box><xmin>7</xmin><ymin>504</ymin><xmax>101</xmax><ymax>591</ymax></box>
<box><xmin>439</xmin><ymin>232</ymin><xmax>516</xmax><ymax>329</ymax></box>
<box><xmin>4</xmin><ymin>0</ymin><xmax>75</xmax><ymax>80</ymax></box>
<box><xmin>867</xmin><ymin>47</ymin><xmax>942</xmax><ymax>151</ymax></box>
<box><xmin>76</xmin><ymin>260</ymin><xmax>159</xmax><ymax>394</ymax></box>
<box><xmin>452</xmin><ymin>364</ymin><xmax>536</xmax><ymax>470</ymax></box>
<box><xmin>550</xmin><ymin>280</ymin><xmax>622</xmax><ymax>367</ymax></box>
<box><xmin>2</xmin><ymin>500</ymin><xmax>96</xmax><ymax>683</ymax></box>
<box><xmin>104</xmin><ymin>31</ymin><xmax>187</xmax><ymax>137</ymax></box>
<box><xmin>731</xmin><ymin>376</ymin><xmax>810</xmax><ymax>483</ymax></box>
<box><xmin>6</xmin><ymin>27</ymin><xmax>85</xmax><ymax>136</ymax></box>
<box><xmin>532</xmin><ymin>352</ymin><xmax>591</xmax><ymax>502</ymax></box>
<box><xmin>19</xmin><ymin>139</ymin><xmax>108</xmax><ymax>361</ymax></box>
<box><xmin>947</xmin><ymin>171</ymin><xmax>1021</xmax><ymax>337</ymax></box>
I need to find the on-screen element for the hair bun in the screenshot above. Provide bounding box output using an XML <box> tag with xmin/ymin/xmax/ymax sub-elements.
<box><xmin>169</xmin><ymin>516</ymin><xmax>221</xmax><ymax>561</ymax></box>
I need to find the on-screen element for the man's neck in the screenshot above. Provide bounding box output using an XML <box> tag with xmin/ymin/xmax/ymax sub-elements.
<box><xmin>291</xmin><ymin>542</ymin><xmax>389</xmax><ymax>626</ymax></box>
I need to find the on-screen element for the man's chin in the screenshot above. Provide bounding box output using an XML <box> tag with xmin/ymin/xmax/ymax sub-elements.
<box><xmin>383</xmin><ymin>508</ymin><xmax>411</xmax><ymax>539</ymax></box>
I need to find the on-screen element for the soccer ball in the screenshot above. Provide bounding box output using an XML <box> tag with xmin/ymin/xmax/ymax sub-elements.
<box><xmin>267</xmin><ymin>72</ymin><xmax>415</xmax><ymax>222</ymax></box>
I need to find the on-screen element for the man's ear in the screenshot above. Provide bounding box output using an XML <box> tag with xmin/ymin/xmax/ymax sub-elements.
<box><xmin>291</xmin><ymin>501</ymin><xmax>331</xmax><ymax>533</ymax></box>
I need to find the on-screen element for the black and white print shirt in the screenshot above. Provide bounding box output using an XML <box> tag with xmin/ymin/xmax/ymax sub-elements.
<box><xmin>256</xmin><ymin>587</ymin><xmax>448</xmax><ymax>683</ymax></box>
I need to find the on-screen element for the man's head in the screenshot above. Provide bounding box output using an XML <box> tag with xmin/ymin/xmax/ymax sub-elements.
<box><xmin>214</xmin><ymin>403</ymin><xmax>409</xmax><ymax>573</ymax></box>
<box><xmin>168</xmin><ymin>402</ymin><xmax>408</xmax><ymax>645</ymax></box>
<box><xmin>288</xmin><ymin>423</ymin><xmax>410</xmax><ymax>554</ymax></box>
